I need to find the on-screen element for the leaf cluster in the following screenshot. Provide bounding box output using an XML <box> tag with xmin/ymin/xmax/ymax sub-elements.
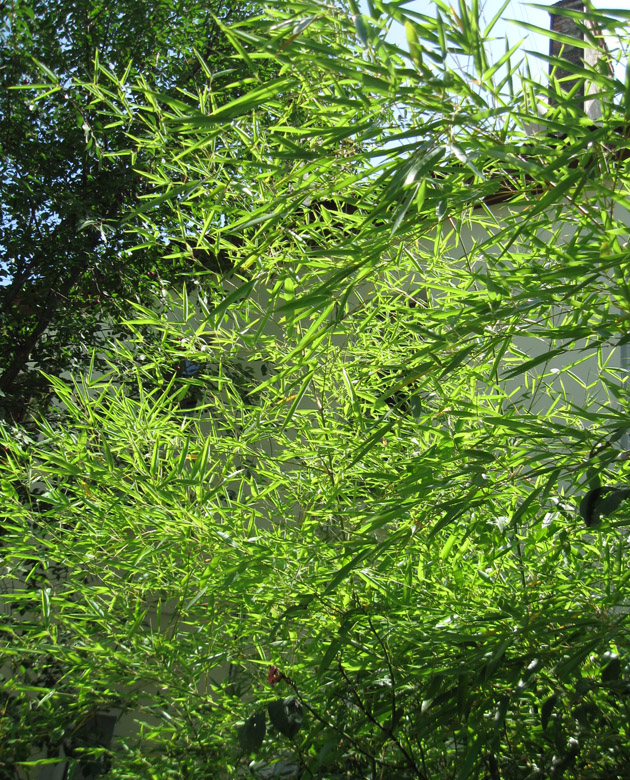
<box><xmin>4</xmin><ymin>1</ymin><xmax>630</xmax><ymax>778</ymax></box>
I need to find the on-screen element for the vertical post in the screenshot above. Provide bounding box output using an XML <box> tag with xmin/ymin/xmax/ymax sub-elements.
<box><xmin>549</xmin><ymin>0</ymin><xmax>586</xmax><ymax>100</ymax></box>
<box><xmin>548</xmin><ymin>0</ymin><xmax>605</xmax><ymax>120</ymax></box>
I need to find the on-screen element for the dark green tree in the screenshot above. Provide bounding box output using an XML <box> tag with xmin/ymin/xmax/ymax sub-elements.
<box><xmin>0</xmin><ymin>0</ymin><xmax>258</xmax><ymax>420</ymax></box>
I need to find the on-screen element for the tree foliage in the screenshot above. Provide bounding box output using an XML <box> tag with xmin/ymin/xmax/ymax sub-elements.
<box><xmin>3</xmin><ymin>1</ymin><xmax>630</xmax><ymax>778</ymax></box>
<box><xmin>0</xmin><ymin>0</ymin><xmax>260</xmax><ymax>419</ymax></box>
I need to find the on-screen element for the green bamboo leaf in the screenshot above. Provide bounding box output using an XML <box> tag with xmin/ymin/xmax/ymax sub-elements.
<box><xmin>353</xmin><ymin>14</ymin><xmax>370</xmax><ymax>47</ymax></box>
<box><xmin>456</xmin><ymin>734</ymin><xmax>480</xmax><ymax>780</ymax></box>
<box><xmin>323</xmin><ymin>530</ymin><xmax>409</xmax><ymax>596</ymax></box>
<box><xmin>482</xmin><ymin>39</ymin><xmax>524</xmax><ymax>84</ymax></box>
<box><xmin>428</xmin><ymin>492</ymin><xmax>482</xmax><ymax>539</ymax></box>
<box><xmin>510</xmin><ymin>484</ymin><xmax>544</xmax><ymax>527</ymax></box>
<box><xmin>484</xmin><ymin>637</ymin><xmax>512</xmax><ymax>680</ymax></box>
<box><xmin>280</xmin><ymin>368</ymin><xmax>316</xmax><ymax>432</ymax></box>
<box><xmin>207</xmin><ymin>279</ymin><xmax>257</xmax><ymax>324</ymax></box>
<box><xmin>366</xmin><ymin>0</ymin><xmax>382</xmax><ymax>19</ymax></box>
<box><xmin>415</xmin><ymin>179</ymin><xmax>427</xmax><ymax>211</ymax></box>
<box><xmin>482</xmin><ymin>0</ymin><xmax>511</xmax><ymax>37</ymax></box>
<box><xmin>502</xmin><ymin>347</ymin><xmax>566</xmax><ymax>379</ymax></box>
<box><xmin>280</xmin><ymin>302</ymin><xmax>336</xmax><ymax>364</ymax></box>
<box><xmin>390</xmin><ymin>185</ymin><xmax>417</xmax><ymax>237</ymax></box>
<box><xmin>556</xmin><ymin>640</ymin><xmax>600</xmax><ymax>682</ymax></box>
<box><xmin>317</xmin><ymin>638</ymin><xmax>342</xmax><ymax>679</ymax></box>
<box><xmin>169</xmin><ymin>76</ymin><xmax>297</xmax><ymax>124</ymax></box>
<box><xmin>532</xmin><ymin>52</ymin><xmax>614</xmax><ymax>90</ymax></box>
<box><xmin>511</xmin><ymin>19</ymin><xmax>594</xmax><ymax>49</ymax></box>
<box><xmin>440</xmin><ymin>533</ymin><xmax>457</xmax><ymax>560</ymax></box>
<box><xmin>405</xmin><ymin>21</ymin><xmax>423</xmax><ymax>69</ymax></box>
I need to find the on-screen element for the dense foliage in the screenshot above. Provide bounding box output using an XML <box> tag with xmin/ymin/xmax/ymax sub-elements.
<box><xmin>3</xmin><ymin>1</ymin><xmax>630</xmax><ymax>778</ymax></box>
<box><xmin>0</xmin><ymin>0</ymin><xmax>259</xmax><ymax>419</ymax></box>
